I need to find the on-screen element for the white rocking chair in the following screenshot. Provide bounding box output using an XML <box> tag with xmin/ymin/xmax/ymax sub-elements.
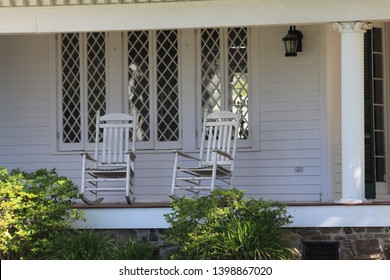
<box><xmin>170</xmin><ymin>108</ymin><xmax>241</xmax><ymax>199</ymax></box>
<box><xmin>80</xmin><ymin>111</ymin><xmax>137</xmax><ymax>205</ymax></box>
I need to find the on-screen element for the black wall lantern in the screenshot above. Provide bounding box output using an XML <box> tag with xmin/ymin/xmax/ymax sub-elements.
<box><xmin>282</xmin><ymin>25</ymin><xmax>303</xmax><ymax>57</ymax></box>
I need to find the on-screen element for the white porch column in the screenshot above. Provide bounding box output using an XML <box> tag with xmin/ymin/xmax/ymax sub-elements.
<box><xmin>333</xmin><ymin>21</ymin><xmax>372</xmax><ymax>203</ymax></box>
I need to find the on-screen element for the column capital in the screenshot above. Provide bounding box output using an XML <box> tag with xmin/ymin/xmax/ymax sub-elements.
<box><xmin>333</xmin><ymin>21</ymin><xmax>372</xmax><ymax>33</ymax></box>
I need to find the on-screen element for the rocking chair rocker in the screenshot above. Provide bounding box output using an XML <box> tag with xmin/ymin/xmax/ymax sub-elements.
<box><xmin>80</xmin><ymin>111</ymin><xmax>137</xmax><ymax>204</ymax></box>
<box><xmin>170</xmin><ymin>108</ymin><xmax>241</xmax><ymax>199</ymax></box>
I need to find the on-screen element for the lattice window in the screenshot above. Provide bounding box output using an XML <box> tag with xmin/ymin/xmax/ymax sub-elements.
<box><xmin>201</xmin><ymin>28</ymin><xmax>221</xmax><ymax>112</ymax></box>
<box><xmin>228</xmin><ymin>28</ymin><xmax>249</xmax><ymax>139</ymax></box>
<box><xmin>87</xmin><ymin>32</ymin><xmax>107</xmax><ymax>143</ymax></box>
<box><xmin>127</xmin><ymin>30</ymin><xmax>179</xmax><ymax>148</ymax></box>
<box><xmin>60</xmin><ymin>32</ymin><xmax>107</xmax><ymax>149</ymax></box>
<box><xmin>156</xmin><ymin>30</ymin><xmax>179</xmax><ymax>142</ymax></box>
<box><xmin>200</xmin><ymin>27</ymin><xmax>249</xmax><ymax>140</ymax></box>
<box><xmin>61</xmin><ymin>33</ymin><xmax>81</xmax><ymax>144</ymax></box>
<box><xmin>128</xmin><ymin>31</ymin><xmax>150</xmax><ymax>142</ymax></box>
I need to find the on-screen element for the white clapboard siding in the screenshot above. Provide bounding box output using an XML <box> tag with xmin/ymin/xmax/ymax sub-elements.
<box><xmin>261</xmin><ymin>130</ymin><xmax>320</xmax><ymax>141</ymax></box>
<box><xmin>236</xmin><ymin>158</ymin><xmax>321</xmax><ymax>168</ymax></box>
<box><xmin>253</xmin><ymin>25</ymin><xmax>322</xmax><ymax>202</ymax></box>
<box><xmin>237</xmin><ymin>166</ymin><xmax>321</xmax><ymax>177</ymax></box>
<box><xmin>0</xmin><ymin>35</ymin><xmax>53</xmax><ymax>186</ymax></box>
<box><xmin>0</xmin><ymin>25</ymin><xmax>327</xmax><ymax>203</ymax></box>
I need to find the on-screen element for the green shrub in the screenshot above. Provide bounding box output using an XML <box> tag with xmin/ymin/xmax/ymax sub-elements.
<box><xmin>49</xmin><ymin>231</ymin><xmax>159</xmax><ymax>260</ymax></box>
<box><xmin>114</xmin><ymin>238</ymin><xmax>159</xmax><ymax>260</ymax></box>
<box><xmin>48</xmin><ymin>229</ymin><xmax>116</xmax><ymax>260</ymax></box>
<box><xmin>164</xmin><ymin>188</ymin><xmax>294</xmax><ymax>260</ymax></box>
<box><xmin>0</xmin><ymin>168</ymin><xmax>83</xmax><ymax>259</ymax></box>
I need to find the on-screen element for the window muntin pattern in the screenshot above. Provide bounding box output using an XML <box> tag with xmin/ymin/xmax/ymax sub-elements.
<box><xmin>200</xmin><ymin>27</ymin><xmax>249</xmax><ymax>140</ymax></box>
<box><xmin>127</xmin><ymin>30</ymin><xmax>179</xmax><ymax>147</ymax></box>
<box><xmin>228</xmin><ymin>27</ymin><xmax>249</xmax><ymax>139</ymax></box>
<box><xmin>61</xmin><ymin>33</ymin><xmax>82</xmax><ymax>144</ymax></box>
<box><xmin>201</xmin><ymin>28</ymin><xmax>221</xmax><ymax>113</ymax></box>
<box><xmin>156</xmin><ymin>30</ymin><xmax>179</xmax><ymax>142</ymax></box>
<box><xmin>128</xmin><ymin>31</ymin><xmax>151</xmax><ymax>142</ymax></box>
<box><xmin>59</xmin><ymin>27</ymin><xmax>253</xmax><ymax>151</ymax></box>
<box><xmin>87</xmin><ymin>32</ymin><xmax>107</xmax><ymax>143</ymax></box>
<box><xmin>60</xmin><ymin>32</ymin><xmax>106</xmax><ymax>147</ymax></box>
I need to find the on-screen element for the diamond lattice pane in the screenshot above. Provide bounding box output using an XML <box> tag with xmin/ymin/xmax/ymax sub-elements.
<box><xmin>201</xmin><ymin>28</ymin><xmax>221</xmax><ymax>112</ymax></box>
<box><xmin>61</xmin><ymin>33</ymin><xmax>81</xmax><ymax>144</ymax></box>
<box><xmin>128</xmin><ymin>31</ymin><xmax>150</xmax><ymax>141</ymax></box>
<box><xmin>156</xmin><ymin>30</ymin><xmax>179</xmax><ymax>142</ymax></box>
<box><xmin>87</xmin><ymin>32</ymin><xmax>107</xmax><ymax>143</ymax></box>
<box><xmin>228</xmin><ymin>27</ymin><xmax>249</xmax><ymax>139</ymax></box>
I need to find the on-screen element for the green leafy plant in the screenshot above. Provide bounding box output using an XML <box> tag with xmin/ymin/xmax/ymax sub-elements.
<box><xmin>48</xmin><ymin>229</ymin><xmax>116</xmax><ymax>260</ymax></box>
<box><xmin>164</xmin><ymin>188</ymin><xmax>294</xmax><ymax>260</ymax></box>
<box><xmin>114</xmin><ymin>238</ymin><xmax>159</xmax><ymax>260</ymax></box>
<box><xmin>0</xmin><ymin>168</ymin><xmax>83</xmax><ymax>259</ymax></box>
<box><xmin>49</xmin><ymin>231</ymin><xmax>159</xmax><ymax>260</ymax></box>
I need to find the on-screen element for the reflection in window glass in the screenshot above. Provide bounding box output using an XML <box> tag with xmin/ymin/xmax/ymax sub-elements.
<box><xmin>201</xmin><ymin>27</ymin><xmax>249</xmax><ymax>140</ymax></box>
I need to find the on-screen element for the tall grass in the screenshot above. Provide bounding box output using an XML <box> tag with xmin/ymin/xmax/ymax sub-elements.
<box><xmin>48</xmin><ymin>230</ymin><xmax>159</xmax><ymax>260</ymax></box>
<box><xmin>114</xmin><ymin>238</ymin><xmax>159</xmax><ymax>260</ymax></box>
<box><xmin>48</xmin><ymin>230</ymin><xmax>116</xmax><ymax>260</ymax></box>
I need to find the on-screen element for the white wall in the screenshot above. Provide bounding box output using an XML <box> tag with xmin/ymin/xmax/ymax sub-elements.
<box><xmin>243</xmin><ymin>25</ymin><xmax>323</xmax><ymax>202</ymax></box>
<box><xmin>0</xmin><ymin>35</ymin><xmax>53</xmax><ymax>170</ymax></box>
<box><xmin>0</xmin><ymin>25</ymin><xmax>328</xmax><ymax>203</ymax></box>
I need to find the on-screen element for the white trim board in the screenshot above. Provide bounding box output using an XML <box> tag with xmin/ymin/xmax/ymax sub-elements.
<box><xmin>72</xmin><ymin>205</ymin><xmax>390</xmax><ymax>229</ymax></box>
<box><xmin>72</xmin><ymin>207</ymin><xmax>172</xmax><ymax>229</ymax></box>
<box><xmin>2</xmin><ymin>0</ymin><xmax>390</xmax><ymax>34</ymax></box>
<box><xmin>287</xmin><ymin>205</ymin><xmax>390</xmax><ymax>227</ymax></box>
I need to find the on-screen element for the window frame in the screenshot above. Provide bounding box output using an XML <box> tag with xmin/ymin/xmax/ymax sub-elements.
<box><xmin>56</xmin><ymin>32</ymin><xmax>108</xmax><ymax>152</ymax></box>
<box><xmin>124</xmin><ymin>29</ymin><xmax>182</xmax><ymax>150</ymax></box>
<box><xmin>54</xmin><ymin>27</ymin><xmax>259</xmax><ymax>154</ymax></box>
<box><xmin>196</xmin><ymin>27</ymin><xmax>258</xmax><ymax>149</ymax></box>
<box><xmin>364</xmin><ymin>24</ymin><xmax>390</xmax><ymax>199</ymax></box>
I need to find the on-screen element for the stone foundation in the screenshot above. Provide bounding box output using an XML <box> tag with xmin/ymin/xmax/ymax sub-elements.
<box><xmin>101</xmin><ymin>227</ymin><xmax>390</xmax><ymax>260</ymax></box>
<box><xmin>284</xmin><ymin>227</ymin><xmax>390</xmax><ymax>260</ymax></box>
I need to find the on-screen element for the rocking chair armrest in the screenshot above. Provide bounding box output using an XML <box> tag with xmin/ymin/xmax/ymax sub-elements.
<box><xmin>80</xmin><ymin>151</ymin><xmax>97</xmax><ymax>162</ymax></box>
<box><xmin>172</xmin><ymin>150</ymin><xmax>201</xmax><ymax>161</ymax></box>
<box><xmin>126</xmin><ymin>151</ymin><xmax>136</xmax><ymax>161</ymax></box>
<box><xmin>212</xmin><ymin>149</ymin><xmax>234</xmax><ymax>161</ymax></box>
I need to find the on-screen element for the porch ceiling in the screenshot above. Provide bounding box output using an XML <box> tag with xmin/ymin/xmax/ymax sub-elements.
<box><xmin>1</xmin><ymin>0</ymin><xmax>390</xmax><ymax>34</ymax></box>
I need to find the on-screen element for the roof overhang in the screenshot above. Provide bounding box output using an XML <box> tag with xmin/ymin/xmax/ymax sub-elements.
<box><xmin>1</xmin><ymin>0</ymin><xmax>390</xmax><ymax>34</ymax></box>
